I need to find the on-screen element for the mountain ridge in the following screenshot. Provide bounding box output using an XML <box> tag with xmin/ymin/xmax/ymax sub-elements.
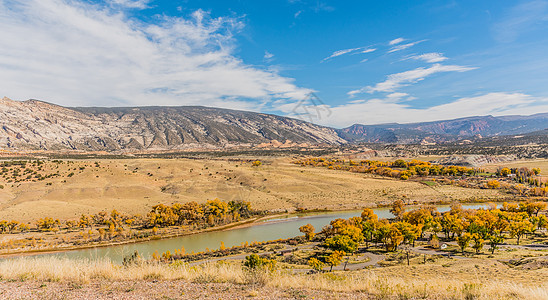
<box><xmin>340</xmin><ymin>113</ymin><xmax>548</xmax><ymax>144</ymax></box>
<box><xmin>0</xmin><ymin>97</ymin><xmax>345</xmax><ymax>151</ymax></box>
<box><xmin>1</xmin><ymin>97</ymin><xmax>548</xmax><ymax>151</ymax></box>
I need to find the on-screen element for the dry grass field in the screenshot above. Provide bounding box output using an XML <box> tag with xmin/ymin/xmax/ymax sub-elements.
<box><xmin>0</xmin><ymin>157</ymin><xmax>506</xmax><ymax>222</ymax></box>
<box><xmin>483</xmin><ymin>158</ymin><xmax>548</xmax><ymax>175</ymax></box>
<box><xmin>0</xmin><ymin>255</ymin><xmax>546</xmax><ymax>299</ymax></box>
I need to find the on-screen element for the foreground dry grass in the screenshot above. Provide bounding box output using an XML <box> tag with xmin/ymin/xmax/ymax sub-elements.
<box><xmin>0</xmin><ymin>257</ymin><xmax>546</xmax><ymax>299</ymax></box>
<box><xmin>0</xmin><ymin>157</ymin><xmax>505</xmax><ymax>222</ymax></box>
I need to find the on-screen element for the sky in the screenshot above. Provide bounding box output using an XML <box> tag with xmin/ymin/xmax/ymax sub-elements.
<box><xmin>1</xmin><ymin>0</ymin><xmax>548</xmax><ymax>127</ymax></box>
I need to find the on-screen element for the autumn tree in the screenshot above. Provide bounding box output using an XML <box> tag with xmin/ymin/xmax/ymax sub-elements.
<box><xmin>243</xmin><ymin>254</ymin><xmax>276</xmax><ymax>272</ymax></box>
<box><xmin>299</xmin><ymin>224</ymin><xmax>315</xmax><ymax>241</ymax></box>
<box><xmin>488</xmin><ymin>233</ymin><xmax>504</xmax><ymax>254</ymax></box>
<box><xmin>471</xmin><ymin>234</ymin><xmax>484</xmax><ymax>254</ymax></box>
<box><xmin>325</xmin><ymin>250</ymin><xmax>344</xmax><ymax>272</ymax></box>
<box><xmin>457</xmin><ymin>233</ymin><xmax>472</xmax><ymax>254</ymax></box>
<box><xmin>499</xmin><ymin>167</ymin><xmax>511</xmax><ymax>177</ymax></box>
<box><xmin>394</xmin><ymin>221</ymin><xmax>421</xmax><ymax>247</ymax></box>
<box><xmin>308</xmin><ymin>257</ymin><xmax>324</xmax><ymax>272</ymax></box>
<box><xmin>361</xmin><ymin>208</ymin><xmax>378</xmax><ymax>222</ymax></box>
<box><xmin>509</xmin><ymin>219</ymin><xmax>533</xmax><ymax>245</ymax></box>
<box><xmin>389</xmin><ymin>199</ymin><xmax>406</xmax><ymax>220</ymax></box>
<box><xmin>486</xmin><ymin>180</ymin><xmax>500</xmax><ymax>189</ymax></box>
<box><xmin>324</xmin><ymin>234</ymin><xmax>358</xmax><ymax>254</ymax></box>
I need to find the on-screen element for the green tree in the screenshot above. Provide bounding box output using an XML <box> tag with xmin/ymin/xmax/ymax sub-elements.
<box><xmin>324</xmin><ymin>234</ymin><xmax>358</xmax><ymax>254</ymax></box>
<box><xmin>394</xmin><ymin>221</ymin><xmax>421</xmax><ymax>247</ymax></box>
<box><xmin>488</xmin><ymin>233</ymin><xmax>504</xmax><ymax>254</ymax></box>
<box><xmin>243</xmin><ymin>254</ymin><xmax>277</xmax><ymax>272</ymax></box>
<box><xmin>471</xmin><ymin>234</ymin><xmax>484</xmax><ymax>254</ymax></box>
<box><xmin>457</xmin><ymin>233</ymin><xmax>472</xmax><ymax>254</ymax></box>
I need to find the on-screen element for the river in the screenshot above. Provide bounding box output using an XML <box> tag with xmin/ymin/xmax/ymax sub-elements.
<box><xmin>30</xmin><ymin>203</ymin><xmax>494</xmax><ymax>262</ymax></box>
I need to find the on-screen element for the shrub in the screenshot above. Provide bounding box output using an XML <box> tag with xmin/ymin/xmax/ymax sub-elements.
<box><xmin>308</xmin><ymin>257</ymin><xmax>324</xmax><ymax>272</ymax></box>
<box><xmin>428</xmin><ymin>234</ymin><xmax>440</xmax><ymax>249</ymax></box>
<box><xmin>486</xmin><ymin>180</ymin><xmax>500</xmax><ymax>189</ymax></box>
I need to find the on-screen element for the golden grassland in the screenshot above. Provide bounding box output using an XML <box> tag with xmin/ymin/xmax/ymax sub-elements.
<box><xmin>1</xmin><ymin>157</ymin><xmax>548</xmax><ymax>298</ymax></box>
<box><xmin>0</xmin><ymin>255</ymin><xmax>547</xmax><ymax>299</ymax></box>
<box><xmin>483</xmin><ymin>158</ymin><xmax>548</xmax><ymax>175</ymax></box>
<box><xmin>0</xmin><ymin>157</ymin><xmax>508</xmax><ymax>222</ymax></box>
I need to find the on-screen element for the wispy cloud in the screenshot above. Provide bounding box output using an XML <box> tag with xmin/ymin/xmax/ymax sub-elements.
<box><xmin>409</xmin><ymin>52</ymin><xmax>448</xmax><ymax>63</ymax></box>
<box><xmin>313</xmin><ymin>1</ymin><xmax>335</xmax><ymax>12</ymax></box>
<box><xmin>294</xmin><ymin>10</ymin><xmax>302</xmax><ymax>18</ymax></box>
<box><xmin>321</xmin><ymin>47</ymin><xmax>362</xmax><ymax>62</ymax></box>
<box><xmin>321</xmin><ymin>46</ymin><xmax>376</xmax><ymax>62</ymax></box>
<box><xmin>109</xmin><ymin>0</ymin><xmax>151</xmax><ymax>9</ymax></box>
<box><xmin>264</xmin><ymin>51</ymin><xmax>275</xmax><ymax>62</ymax></box>
<box><xmin>385</xmin><ymin>92</ymin><xmax>410</xmax><ymax>101</ymax></box>
<box><xmin>389</xmin><ymin>37</ymin><xmax>405</xmax><ymax>45</ymax></box>
<box><xmin>493</xmin><ymin>0</ymin><xmax>548</xmax><ymax>43</ymax></box>
<box><xmin>313</xmin><ymin>93</ymin><xmax>548</xmax><ymax>127</ymax></box>
<box><xmin>388</xmin><ymin>40</ymin><xmax>426</xmax><ymax>53</ymax></box>
<box><xmin>357</xmin><ymin>48</ymin><xmax>376</xmax><ymax>54</ymax></box>
<box><xmin>0</xmin><ymin>0</ymin><xmax>312</xmax><ymax>109</ymax></box>
<box><xmin>348</xmin><ymin>63</ymin><xmax>476</xmax><ymax>95</ymax></box>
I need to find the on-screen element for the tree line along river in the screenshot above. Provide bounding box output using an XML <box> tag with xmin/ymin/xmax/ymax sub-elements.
<box><xmin>30</xmin><ymin>203</ymin><xmax>496</xmax><ymax>263</ymax></box>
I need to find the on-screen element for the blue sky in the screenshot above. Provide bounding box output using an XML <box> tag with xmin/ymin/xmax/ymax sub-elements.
<box><xmin>1</xmin><ymin>0</ymin><xmax>548</xmax><ymax>127</ymax></box>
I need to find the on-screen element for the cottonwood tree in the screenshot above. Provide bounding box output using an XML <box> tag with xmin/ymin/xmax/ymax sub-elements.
<box><xmin>389</xmin><ymin>199</ymin><xmax>406</xmax><ymax>220</ymax></box>
<box><xmin>308</xmin><ymin>257</ymin><xmax>324</xmax><ymax>272</ymax></box>
<box><xmin>325</xmin><ymin>250</ymin><xmax>344</xmax><ymax>272</ymax></box>
<box><xmin>299</xmin><ymin>224</ymin><xmax>315</xmax><ymax>241</ymax></box>
<box><xmin>457</xmin><ymin>233</ymin><xmax>472</xmax><ymax>254</ymax></box>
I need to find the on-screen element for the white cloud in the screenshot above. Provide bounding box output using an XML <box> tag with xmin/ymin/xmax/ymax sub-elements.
<box><xmin>321</xmin><ymin>47</ymin><xmax>376</xmax><ymax>62</ymax></box>
<box><xmin>321</xmin><ymin>47</ymin><xmax>362</xmax><ymax>62</ymax></box>
<box><xmin>109</xmin><ymin>0</ymin><xmax>150</xmax><ymax>9</ymax></box>
<box><xmin>388</xmin><ymin>40</ymin><xmax>426</xmax><ymax>53</ymax></box>
<box><xmin>313</xmin><ymin>93</ymin><xmax>548</xmax><ymax>127</ymax></box>
<box><xmin>264</xmin><ymin>51</ymin><xmax>274</xmax><ymax>62</ymax></box>
<box><xmin>409</xmin><ymin>52</ymin><xmax>448</xmax><ymax>63</ymax></box>
<box><xmin>389</xmin><ymin>37</ymin><xmax>405</xmax><ymax>45</ymax></box>
<box><xmin>348</xmin><ymin>64</ymin><xmax>476</xmax><ymax>95</ymax></box>
<box><xmin>359</xmin><ymin>48</ymin><xmax>376</xmax><ymax>54</ymax></box>
<box><xmin>0</xmin><ymin>0</ymin><xmax>311</xmax><ymax>108</ymax></box>
<box><xmin>294</xmin><ymin>10</ymin><xmax>302</xmax><ymax>18</ymax></box>
<box><xmin>313</xmin><ymin>2</ymin><xmax>334</xmax><ymax>13</ymax></box>
<box><xmin>386</xmin><ymin>92</ymin><xmax>409</xmax><ymax>100</ymax></box>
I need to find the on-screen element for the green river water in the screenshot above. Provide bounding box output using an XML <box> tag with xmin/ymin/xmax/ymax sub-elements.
<box><xmin>27</xmin><ymin>203</ymin><xmax>494</xmax><ymax>262</ymax></box>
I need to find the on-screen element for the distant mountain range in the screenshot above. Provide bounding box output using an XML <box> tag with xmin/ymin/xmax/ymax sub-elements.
<box><xmin>339</xmin><ymin>114</ymin><xmax>548</xmax><ymax>144</ymax></box>
<box><xmin>0</xmin><ymin>97</ymin><xmax>344</xmax><ymax>151</ymax></box>
<box><xmin>1</xmin><ymin>96</ymin><xmax>547</xmax><ymax>152</ymax></box>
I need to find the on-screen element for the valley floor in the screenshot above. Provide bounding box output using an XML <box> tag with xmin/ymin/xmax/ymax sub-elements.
<box><xmin>0</xmin><ymin>157</ymin><xmax>507</xmax><ymax>222</ymax></box>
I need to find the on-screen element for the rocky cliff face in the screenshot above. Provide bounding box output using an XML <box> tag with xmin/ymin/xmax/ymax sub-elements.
<box><xmin>0</xmin><ymin>97</ymin><xmax>346</xmax><ymax>151</ymax></box>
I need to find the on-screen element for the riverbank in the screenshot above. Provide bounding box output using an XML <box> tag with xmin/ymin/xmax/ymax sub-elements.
<box><xmin>0</xmin><ymin>214</ymin><xmax>279</xmax><ymax>258</ymax></box>
<box><xmin>1</xmin><ymin>200</ymin><xmax>507</xmax><ymax>260</ymax></box>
